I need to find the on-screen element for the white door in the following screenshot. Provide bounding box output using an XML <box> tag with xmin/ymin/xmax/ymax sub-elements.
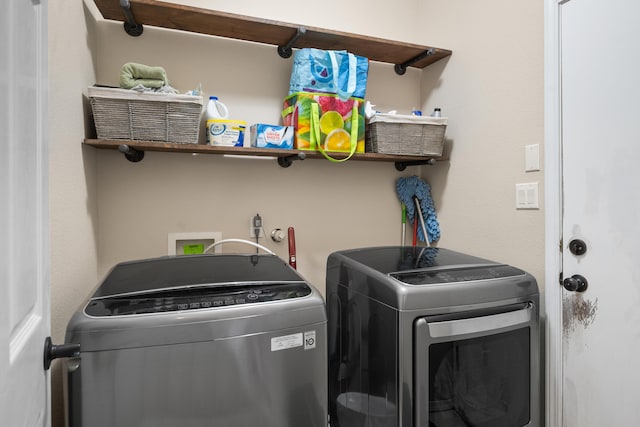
<box><xmin>546</xmin><ymin>0</ymin><xmax>640</xmax><ymax>425</ymax></box>
<box><xmin>0</xmin><ymin>0</ymin><xmax>50</xmax><ymax>425</ymax></box>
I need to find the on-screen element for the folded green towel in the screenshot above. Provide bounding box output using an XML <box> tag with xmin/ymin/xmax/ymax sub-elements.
<box><xmin>120</xmin><ymin>62</ymin><xmax>169</xmax><ymax>89</ymax></box>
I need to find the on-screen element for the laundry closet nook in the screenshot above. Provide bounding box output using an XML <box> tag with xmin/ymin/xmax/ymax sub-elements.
<box><xmin>45</xmin><ymin>0</ymin><xmax>544</xmax><ymax>425</ymax></box>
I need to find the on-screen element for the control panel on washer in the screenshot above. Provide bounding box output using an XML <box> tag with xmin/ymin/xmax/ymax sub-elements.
<box><xmin>85</xmin><ymin>283</ymin><xmax>311</xmax><ymax>317</ymax></box>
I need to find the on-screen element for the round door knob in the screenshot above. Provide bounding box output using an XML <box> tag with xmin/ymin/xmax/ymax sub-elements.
<box><xmin>569</xmin><ymin>239</ymin><xmax>588</xmax><ymax>256</ymax></box>
<box><xmin>562</xmin><ymin>274</ymin><xmax>588</xmax><ymax>292</ymax></box>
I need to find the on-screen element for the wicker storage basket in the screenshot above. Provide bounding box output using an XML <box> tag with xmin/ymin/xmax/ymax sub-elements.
<box><xmin>366</xmin><ymin>114</ymin><xmax>447</xmax><ymax>156</ymax></box>
<box><xmin>88</xmin><ymin>86</ymin><xmax>203</xmax><ymax>144</ymax></box>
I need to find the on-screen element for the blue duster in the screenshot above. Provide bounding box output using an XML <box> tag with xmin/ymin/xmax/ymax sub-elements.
<box><xmin>396</xmin><ymin>176</ymin><xmax>440</xmax><ymax>243</ymax></box>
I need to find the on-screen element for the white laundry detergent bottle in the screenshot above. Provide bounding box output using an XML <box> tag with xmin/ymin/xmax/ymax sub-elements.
<box><xmin>205</xmin><ymin>96</ymin><xmax>229</xmax><ymax>120</ymax></box>
<box><xmin>205</xmin><ymin>96</ymin><xmax>246</xmax><ymax>147</ymax></box>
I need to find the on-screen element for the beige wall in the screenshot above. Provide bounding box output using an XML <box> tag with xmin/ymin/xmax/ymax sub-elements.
<box><xmin>91</xmin><ymin>19</ymin><xmax>424</xmax><ymax>290</ymax></box>
<box><xmin>48</xmin><ymin>0</ymin><xmax>543</xmax><ymax>425</ymax></box>
<box><xmin>419</xmin><ymin>0</ymin><xmax>545</xmax><ymax>282</ymax></box>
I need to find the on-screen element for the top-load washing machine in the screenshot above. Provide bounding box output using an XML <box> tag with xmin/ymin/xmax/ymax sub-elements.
<box><xmin>326</xmin><ymin>246</ymin><xmax>540</xmax><ymax>427</ymax></box>
<box><xmin>65</xmin><ymin>253</ymin><xmax>327</xmax><ymax>427</ymax></box>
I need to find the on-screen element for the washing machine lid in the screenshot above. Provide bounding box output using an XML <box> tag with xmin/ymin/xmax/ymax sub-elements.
<box><xmin>68</xmin><ymin>254</ymin><xmax>326</xmax><ymax>350</ymax></box>
<box><xmin>91</xmin><ymin>254</ymin><xmax>304</xmax><ymax>299</ymax></box>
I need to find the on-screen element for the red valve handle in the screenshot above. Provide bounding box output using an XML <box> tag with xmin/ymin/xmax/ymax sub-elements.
<box><xmin>288</xmin><ymin>227</ymin><xmax>297</xmax><ymax>270</ymax></box>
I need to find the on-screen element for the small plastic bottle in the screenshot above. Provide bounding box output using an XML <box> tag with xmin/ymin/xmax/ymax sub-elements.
<box><xmin>430</xmin><ymin>108</ymin><xmax>442</xmax><ymax>118</ymax></box>
<box><xmin>205</xmin><ymin>96</ymin><xmax>229</xmax><ymax>120</ymax></box>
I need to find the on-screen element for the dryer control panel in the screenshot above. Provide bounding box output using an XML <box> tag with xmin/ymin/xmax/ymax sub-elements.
<box><xmin>391</xmin><ymin>265</ymin><xmax>525</xmax><ymax>285</ymax></box>
<box><xmin>85</xmin><ymin>282</ymin><xmax>311</xmax><ymax>317</ymax></box>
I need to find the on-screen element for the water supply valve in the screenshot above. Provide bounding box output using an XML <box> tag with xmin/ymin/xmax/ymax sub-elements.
<box><xmin>271</xmin><ymin>228</ymin><xmax>286</xmax><ymax>242</ymax></box>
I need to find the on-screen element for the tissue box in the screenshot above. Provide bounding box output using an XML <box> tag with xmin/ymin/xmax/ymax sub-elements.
<box><xmin>250</xmin><ymin>124</ymin><xmax>294</xmax><ymax>149</ymax></box>
<box><xmin>282</xmin><ymin>92</ymin><xmax>365</xmax><ymax>153</ymax></box>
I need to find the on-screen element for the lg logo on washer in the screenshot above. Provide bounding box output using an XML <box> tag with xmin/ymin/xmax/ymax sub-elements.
<box><xmin>304</xmin><ymin>330</ymin><xmax>316</xmax><ymax>350</ymax></box>
<box><xmin>271</xmin><ymin>330</ymin><xmax>317</xmax><ymax>351</ymax></box>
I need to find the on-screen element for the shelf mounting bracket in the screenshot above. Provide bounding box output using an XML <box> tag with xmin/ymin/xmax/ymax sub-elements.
<box><xmin>395</xmin><ymin>158</ymin><xmax>436</xmax><ymax>171</ymax></box>
<box><xmin>277</xmin><ymin>27</ymin><xmax>306</xmax><ymax>58</ymax></box>
<box><xmin>120</xmin><ymin>0</ymin><xmax>144</xmax><ymax>37</ymax></box>
<box><xmin>277</xmin><ymin>152</ymin><xmax>306</xmax><ymax>168</ymax></box>
<box><xmin>394</xmin><ymin>48</ymin><xmax>435</xmax><ymax>75</ymax></box>
<box><xmin>119</xmin><ymin>144</ymin><xmax>145</xmax><ymax>162</ymax></box>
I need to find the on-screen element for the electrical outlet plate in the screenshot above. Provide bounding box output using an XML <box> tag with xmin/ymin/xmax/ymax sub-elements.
<box><xmin>249</xmin><ymin>216</ymin><xmax>265</xmax><ymax>238</ymax></box>
<box><xmin>168</xmin><ymin>232</ymin><xmax>223</xmax><ymax>255</ymax></box>
<box><xmin>515</xmin><ymin>182</ymin><xmax>539</xmax><ymax>209</ymax></box>
<box><xmin>525</xmin><ymin>144</ymin><xmax>540</xmax><ymax>172</ymax></box>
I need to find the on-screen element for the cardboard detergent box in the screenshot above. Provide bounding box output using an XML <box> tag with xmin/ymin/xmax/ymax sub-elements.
<box><xmin>250</xmin><ymin>124</ymin><xmax>294</xmax><ymax>149</ymax></box>
<box><xmin>206</xmin><ymin>119</ymin><xmax>247</xmax><ymax>147</ymax></box>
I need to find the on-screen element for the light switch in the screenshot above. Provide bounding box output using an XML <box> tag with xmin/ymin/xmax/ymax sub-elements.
<box><xmin>516</xmin><ymin>182</ymin><xmax>539</xmax><ymax>209</ymax></box>
<box><xmin>525</xmin><ymin>144</ymin><xmax>540</xmax><ymax>172</ymax></box>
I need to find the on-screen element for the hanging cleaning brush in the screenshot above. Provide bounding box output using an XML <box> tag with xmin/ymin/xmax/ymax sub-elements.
<box><xmin>396</xmin><ymin>175</ymin><xmax>440</xmax><ymax>244</ymax></box>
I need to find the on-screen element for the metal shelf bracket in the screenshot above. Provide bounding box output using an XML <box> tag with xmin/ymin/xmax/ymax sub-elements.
<box><xmin>120</xmin><ymin>0</ymin><xmax>144</xmax><ymax>36</ymax></box>
<box><xmin>394</xmin><ymin>48</ymin><xmax>435</xmax><ymax>75</ymax></box>
<box><xmin>277</xmin><ymin>27</ymin><xmax>306</xmax><ymax>58</ymax></box>
<box><xmin>277</xmin><ymin>152</ymin><xmax>306</xmax><ymax>168</ymax></box>
<box><xmin>395</xmin><ymin>158</ymin><xmax>436</xmax><ymax>171</ymax></box>
<box><xmin>119</xmin><ymin>144</ymin><xmax>145</xmax><ymax>162</ymax></box>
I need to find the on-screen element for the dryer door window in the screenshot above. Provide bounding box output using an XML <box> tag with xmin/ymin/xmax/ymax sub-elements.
<box><xmin>414</xmin><ymin>304</ymin><xmax>536</xmax><ymax>427</ymax></box>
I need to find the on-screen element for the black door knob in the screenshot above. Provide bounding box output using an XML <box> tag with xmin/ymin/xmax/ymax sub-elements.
<box><xmin>562</xmin><ymin>274</ymin><xmax>588</xmax><ymax>293</ymax></box>
<box><xmin>43</xmin><ymin>336</ymin><xmax>80</xmax><ymax>370</ymax></box>
<box><xmin>569</xmin><ymin>239</ymin><xmax>587</xmax><ymax>256</ymax></box>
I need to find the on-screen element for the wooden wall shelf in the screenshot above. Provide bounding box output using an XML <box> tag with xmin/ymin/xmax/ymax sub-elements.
<box><xmin>93</xmin><ymin>0</ymin><xmax>452</xmax><ymax>73</ymax></box>
<box><xmin>83</xmin><ymin>139</ymin><xmax>447</xmax><ymax>170</ymax></box>
<box><xmin>87</xmin><ymin>2</ymin><xmax>451</xmax><ymax>169</ymax></box>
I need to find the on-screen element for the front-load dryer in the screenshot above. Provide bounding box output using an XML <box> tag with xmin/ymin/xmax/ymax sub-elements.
<box><xmin>326</xmin><ymin>246</ymin><xmax>540</xmax><ymax>427</ymax></box>
<box><xmin>65</xmin><ymin>254</ymin><xmax>327</xmax><ymax>427</ymax></box>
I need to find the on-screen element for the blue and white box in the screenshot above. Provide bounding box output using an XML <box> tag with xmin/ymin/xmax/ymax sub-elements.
<box><xmin>250</xmin><ymin>124</ymin><xmax>294</xmax><ymax>149</ymax></box>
